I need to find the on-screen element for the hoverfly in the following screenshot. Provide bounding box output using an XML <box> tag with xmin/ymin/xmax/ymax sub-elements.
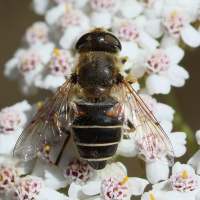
<box><xmin>13</xmin><ymin>28</ymin><xmax>174</xmax><ymax>170</ymax></box>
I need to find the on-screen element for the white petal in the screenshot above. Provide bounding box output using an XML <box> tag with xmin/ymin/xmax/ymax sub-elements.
<box><xmin>188</xmin><ymin>150</ymin><xmax>200</xmax><ymax>173</ymax></box>
<box><xmin>134</xmin><ymin>15</ymin><xmax>147</xmax><ymax>28</ymax></box>
<box><xmin>167</xmin><ymin>64</ymin><xmax>189</xmax><ymax>87</ymax></box>
<box><xmin>74</xmin><ymin>0</ymin><xmax>90</xmax><ymax>9</ymax></box>
<box><xmin>19</xmin><ymin>78</ymin><xmax>38</xmax><ymax>95</ymax></box>
<box><xmin>159</xmin><ymin>120</ymin><xmax>172</xmax><ymax>134</ymax></box>
<box><xmin>4</xmin><ymin>58</ymin><xmax>19</xmax><ymax>79</ymax></box>
<box><xmin>139</xmin><ymin>32</ymin><xmax>159</xmax><ymax>50</ymax></box>
<box><xmin>31</xmin><ymin>159</ymin><xmax>46</xmax><ymax>177</ymax></box>
<box><xmin>165</xmin><ymin>45</ymin><xmax>184</xmax><ymax>64</ymax></box>
<box><xmin>44</xmin><ymin>166</ymin><xmax>68</xmax><ymax>190</ymax></box>
<box><xmin>181</xmin><ymin>25</ymin><xmax>200</xmax><ymax>47</ymax></box>
<box><xmin>35</xmin><ymin>74</ymin><xmax>66</xmax><ymax>92</ymax></box>
<box><xmin>169</xmin><ymin>132</ymin><xmax>187</xmax><ymax>145</ymax></box>
<box><xmin>85</xmin><ymin>196</ymin><xmax>102</xmax><ymax>200</ymax></box>
<box><xmin>152</xmin><ymin>180</ymin><xmax>171</xmax><ymax>192</ymax></box>
<box><xmin>32</xmin><ymin>0</ymin><xmax>49</xmax><ymax>15</ymax></box>
<box><xmin>45</xmin><ymin>3</ymin><xmax>66</xmax><ymax>25</ymax></box>
<box><xmin>196</xmin><ymin>130</ymin><xmax>200</xmax><ymax>145</ymax></box>
<box><xmin>82</xmin><ymin>181</ymin><xmax>101</xmax><ymax>195</ymax></box>
<box><xmin>118</xmin><ymin>139</ymin><xmax>138</xmax><ymax>157</ymax></box>
<box><xmin>146</xmin><ymin>75</ymin><xmax>171</xmax><ymax>95</ymax></box>
<box><xmin>120</xmin><ymin>0</ymin><xmax>143</xmax><ymax>19</ymax></box>
<box><xmin>97</xmin><ymin>162</ymin><xmax>127</xmax><ymax>180</ymax></box>
<box><xmin>129</xmin><ymin>49</ymin><xmax>146</xmax><ymax>78</ymax></box>
<box><xmin>160</xmin><ymin>34</ymin><xmax>179</xmax><ymax>49</ymax></box>
<box><xmin>11</xmin><ymin>100</ymin><xmax>31</xmax><ymax>112</ymax></box>
<box><xmin>146</xmin><ymin>161</ymin><xmax>169</xmax><ymax>184</ymax></box>
<box><xmin>120</xmin><ymin>41</ymin><xmax>138</xmax><ymax>60</ymax></box>
<box><xmin>14</xmin><ymin>48</ymin><xmax>26</xmax><ymax>58</ymax></box>
<box><xmin>68</xmin><ymin>182</ymin><xmax>87</xmax><ymax>199</ymax></box>
<box><xmin>90</xmin><ymin>11</ymin><xmax>111</xmax><ymax>29</ymax></box>
<box><xmin>155</xmin><ymin>103</ymin><xmax>175</xmax><ymax>122</ymax></box>
<box><xmin>145</xmin><ymin>19</ymin><xmax>164</xmax><ymax>38</ymax></box>
<box><xmin>0</xmin><ymin>132</ymin><xmax>21</xmax><ymax>154</ymax></box>
<box><xmin>39</xmin><ymin>42</ymin><xmax>55</xmax><ymax>64</ymax></box>
<box><xmin>172</xmin><ymin>143</ymin><xmax>186</xmax><ymax>157</ymax></box>
<box><xmin>172</xmin><ymin>162</ymin><xmax>195</xmax><ymax>174</ymax></box>
<box><xmin>129</xmin><ymin>177</ymin><xmax>149</xmax><ymax>195</ymax></box>
<box><xmin>131</xmin><ymin>82</ymin><xmax>140</xmax><ymax>92</ymax></box>
<box><xmin>59</xmin><ymin>26</ymin><xmax>82</xmax><ymax>49</ymax></box>
<box><xmin>36</xmin><ymin>187</ymin><xmax>67</xmax><ymax>200</ymax></box>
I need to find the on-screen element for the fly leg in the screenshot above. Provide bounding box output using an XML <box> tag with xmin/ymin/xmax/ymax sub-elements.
<box><xmin>124</xmin><ymin>119</ymin><xmax>136</xmax><ymax>139</ymax></box>
<box><xmin>53</xmin><ymin>111</ymin><xmax>71</xmax><ymax>167</ymax></box>
<box><xmin>54</xmin><ymin>130</ymin><xmax>71</xmax><ymax>167</ymax></box>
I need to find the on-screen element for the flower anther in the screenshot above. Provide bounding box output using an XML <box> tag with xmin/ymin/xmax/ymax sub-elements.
<box><xmin>91</xmin><ymin>0</ymin><xmax>118</xmax><ymax>12</ymax></box>
<box><xmin>0</xmin><ymin>108</ymin><xmax>22</xmax><ymax>134</ymax></box>
<box><xmin>63</xmin><ymin>159</ymin><xmax>94</xmax><ymax>185</ymax></box>
<box><xmin>37</xmin><ymin>103</ymin><xmax>43</xmax><ymax>111</ymax></box>
<box><xmin>37</xmin><ymin>143</ymin><xmax>52</xmax><ymax>164</ymax></box>
<box><xmin>49</xmin><ymin>49</ymin><xmax>74</xmax><ymax>76</ymax></box>
<box><xmin>117</xmin><ymin>20</ymin><xmax>142</xmax><ymax>42</ymax></box>
<box><xmin>14</xmin><ymin>176</ymin><xmax>44</xmax><ymax>200</ymax></box>
<box><xmin>17</xmin><ymin>51</ymin><xmax>42</xmax><ymax>75</ymax></box>
<box><xmin>162</xmin><ymin>10</ymin><xmax>189</xmax><ymax>38</ymax></box>
<box><xmin>144</xmin><ymin>50</ymin><xmax>171</xmax><ymax>75</ymax></box>
<box><xmin>101</xmin><ymin>175</ymin><xmax>133</xmax><ymax>200</ymax></box>
<box><xmin>121</xmin><ymin>177</ymin><xmax>129</xmax><ymax>185</ymax></box>
<box><xmin>0</xmin><ymin>165</ymin><xmax>19</xmax><ymax>194</ymax></box>
<box><xmin>25</xmin><ymin>22</ymin><xmax>49</xmax><ymax>45</ymax></box>
<box><xmin>150</xmin><ymin>194</ymin><xmax>155</xmax><ymax>200</ymax></box>
<box><xmin>169</xmin><ymin>170</ymin><xmax>199</xmax><ymax>192</ymax></box>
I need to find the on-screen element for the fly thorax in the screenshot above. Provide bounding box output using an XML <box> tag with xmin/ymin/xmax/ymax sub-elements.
<box><xmin>76</xmin><ymin>52</ymin><xmax>120</xmax><ymax>98</ymax></box>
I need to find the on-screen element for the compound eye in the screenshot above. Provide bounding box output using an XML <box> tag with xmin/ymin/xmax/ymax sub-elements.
<box><xmin>75</xmin><ymin>33</ymin><xmax>91</xmax><ymax>50</ymax></box>
<box><xmin>104</xmin><ymin>33</ymin><xmax>121</xmax><ymax>51</ymax></box>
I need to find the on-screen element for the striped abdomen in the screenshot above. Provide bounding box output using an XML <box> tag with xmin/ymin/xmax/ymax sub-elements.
<box><xmin>70</xmin><ymin>98</ymin><xmax>123</xmax><ymax>170</ymax></box>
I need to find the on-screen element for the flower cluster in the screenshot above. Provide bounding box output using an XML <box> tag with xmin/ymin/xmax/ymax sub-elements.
<box><xmin>2</xmin><ymin>0</ymin><xmax>200</xmax><ymax>199</ymax></box>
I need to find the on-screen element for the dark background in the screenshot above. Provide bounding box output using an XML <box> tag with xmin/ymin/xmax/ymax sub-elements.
<box><xmin>1</xmin><ymin>0</ymin><xmax>200</xmax><ymax>199</ymax></box>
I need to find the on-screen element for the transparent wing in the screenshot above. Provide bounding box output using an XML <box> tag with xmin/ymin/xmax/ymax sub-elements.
<box><xmin>121</xmin><ymin>77</ymin><xmax>174</xmax><ymax>166</ymax></box>
<box><xmin>13</xmin><ymin>77</ymin><xmax>75</xmax><ymax>161</ymax></box>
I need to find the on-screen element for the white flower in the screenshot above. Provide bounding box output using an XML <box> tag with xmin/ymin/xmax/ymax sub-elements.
<box><xmin>151</xmin><ymin>162</ymin><xmax>200</xmax><ymax>200</ymax></box>
<box><xmin>0</xmin><ymin>154</ymin><xmax>35</xmax><ymax>200</ymax></box>
<box><xmin>119</xmin><ymin>120</ymin><xmax>187</xmax><ymax>184</ymax></box>
<box><xmin>31</xmin><ymin>0</ymin><xmax>53</xmax><ymax>15</ymax></box>
<box><xmin>90</xmin><ymin>0</ymin><xmax>120</xmax><ymax>29</ymax></box>
<box><xmin>45</xmin><ymin>4</ymin><xmax>89</xmax><ymax>49</ymax></box>
<box><xmin>118</xmin><ymin>0</ymin><xmax>143</xmax><ymax>19</ymax></box>
<box><xmin>35</xmin><ymin>49</ymin><xmax>74</xmax><ymax>92</ymax></box>
<box><xmin>0</xmin><ymin>100</ymin><xmax>32</xmax><ymax>154</ymax></box>
<box><xmin>130</xmin><ymin>45</ymin><xmax>189</xmax><ymax>95</ymax></box>
<box><xmin>160</xmin><ymin>10</ymin><xmax>200</xmax><ymax>48</ymax></box>
<box><xmin>63</xmin><ymin>159</ymin><xmax>94</xmax><ymax>185</ymax></box>
<box><xmin>4</xmin><ymin>42</ymin><xmax>55</xmax><ymax>95</ymax></box>
<box><xmin>162</xmin><ymin>0</ymin><xmax>199</xmax><ymax>23</ymax></box>
<box><xmin>25</xmin><ymin>22</ymin><xmax>49</xmax><ymax>45</ymax></box>
<box><xmin>139</xmin><ymin>0</ymin><xmax>164</xmax><ymax>19</ymax></box>
<box><xmin>112</xmin><ymin>16</ymin><xmax>159</xmax><ymax>64</ymax></box>
<box><xmin>13</xmin><ymin>175</ymin><xmax>67</xmax><ymax>200</ymax></box>
<box><xmin>188</xmin><ymin>130</ymin><xmax>200</xmax><ymax>174</ymax></box>
<box><xmin>68</xmin><ymin>162</ymin><xmax>149</xmax><ymax>200</ymax></box>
